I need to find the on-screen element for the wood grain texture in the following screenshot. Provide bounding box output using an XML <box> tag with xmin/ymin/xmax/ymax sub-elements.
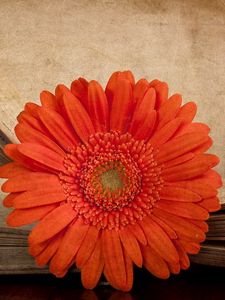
<box><xmin>190</xmin><ymin>243</ymin><xmax>225</xmax><ymax>267</ymax></box>
<box><xmin>0</xmin><ymin>228</ymin><xmax>80</xmax><ymax>274</ymax></box>
<box><xmin>0</xmin><ymin>228</ymin><xmax>48</xmax><ymax>274</ymax></box>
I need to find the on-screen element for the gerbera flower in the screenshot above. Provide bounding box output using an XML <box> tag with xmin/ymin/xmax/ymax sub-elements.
<box><xmin>0</xmin><ymin>71</ymin><xmax>222</xmax><ymax>291</ymax></box>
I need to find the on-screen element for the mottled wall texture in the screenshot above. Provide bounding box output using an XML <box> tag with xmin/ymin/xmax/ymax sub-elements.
<box><xmin>0</xmin><ymin>0</ymin><xmax>224</xmax><ymax>217</ymax></box>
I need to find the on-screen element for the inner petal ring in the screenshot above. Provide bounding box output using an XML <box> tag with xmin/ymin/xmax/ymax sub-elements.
<box><xmin>60</xmin><ymin>131</ymin><xmax>163</xmax><ymax>230</ymax></box>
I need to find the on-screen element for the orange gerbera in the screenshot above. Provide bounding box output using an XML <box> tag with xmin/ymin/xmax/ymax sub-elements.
<box><xmin>0</xmin><ymin>71</ymin><xmax>222</xmax><ymax>291</ymax></box>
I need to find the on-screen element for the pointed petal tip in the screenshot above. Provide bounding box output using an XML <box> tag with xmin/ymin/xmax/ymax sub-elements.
<box><xmin>55</xmin><ymin>84</ymin><xmax>69</xmax><ymax>96</ymax></box>
<box><xmin>3</xmin><ymin>143</ymin><xmax>16</xmax><ymax>158</ymax></box>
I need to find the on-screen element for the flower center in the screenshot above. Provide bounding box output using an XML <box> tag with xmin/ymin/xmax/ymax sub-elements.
<box><xmin>80</xmin><ymin>151</ymin><xmax>141</xmax><ymax>211</ymax></box>
<box><xmin>60</xmin><ymin>131</ymin><xmax>164</xmax><ymax>230</ymax></box>
<box><xmin>100</xmin><ymin>167</ymin><xmax>123</xmax><ymax>192</ymax></box>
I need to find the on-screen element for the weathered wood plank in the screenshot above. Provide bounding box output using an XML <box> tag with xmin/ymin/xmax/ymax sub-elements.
<box><xmin>190</xmin><ymin>244</ymin><xmax>225</xmax><ymax>267</ymax></box>
<box><xmin>0</xmin><ymin>247</ymin><xmax>50</xmax><ymax>274</ymax></box>
<box><xmin>0</xmin><ymin>228</ymin><xmax>79</xmax><ymax>274</ymax></box>
<box><xmin>0</xmin><ymin>228</ymin><xmax>28</xmax><ymax>246</ymax></box>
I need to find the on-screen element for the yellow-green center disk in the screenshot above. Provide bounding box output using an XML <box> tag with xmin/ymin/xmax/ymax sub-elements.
<box><xmin>100</xmin><ymin>168</ymin><xmax>123</xmax><ymax>192</ymax></box>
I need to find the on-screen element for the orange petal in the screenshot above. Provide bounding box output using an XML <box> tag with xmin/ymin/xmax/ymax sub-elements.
<box><xmin>3</xmin><ymin>193</ymin><xmax>20</xmax><ymax>207</ymax></box>
<box><xmin>167</xmin><ymin>261</ymin><xmax>181</xmax><ymax>275</ymax></box>
<box><xmin>18</xmin><ymin>143</ymin><xmax>66</xmax><ymax>172</ymax></box>
<box><xmin>154</xmin><ymin>82</ymin><xmax>168</xmax><ymax>109</ymax></box>
<box><xmin>50</xmin><ymin>218</ymin><xmax>89</xmax><ymax>273</ymax></box>
<box><xmin>153</xmin><ymin>208</ymin><xmax>205</xmax><ymax>242</ymax></box>
<box><xmin>162</xmin><ymin>154</ymin><xmax>219</xmax><ymax>181</ymax></box>
<box><xmin>53</xmin><ymin>267</ymin><xmax>71</xmax><ymax>278</ymax></box>
<box><xmin>163</xmin><ymin>152</ymin><xmax>195</xmax><ymax>169</ymax></box>
<box><xmin>17</xmin><ymin>111</ymin><xmax>48</xmax><ymax>135</ymax></box>
<box><xmin>0</xmin><ymin>162</ymin><xmax>28</xmax><ymax>178</ymax></box>
<box><xmin>104</xmin><ymin>249</ymin><xmax>133</xmax><ymax>292</ymax></box>
<box><xmin>151</xmin><ymin>214</ymin><xmax>177</xmax><ymax>239</ymax></box>
<box><xmin>2</xmin><ymin>173</ymin><xmax>60</xmax><ymax>192</ymax></box>
<box><xmin>202</xmin><ymin>170</ymin><xmax>222</xmax><ymax>188</ymax></box>
<box><xmin>13</xmin><ymin>189</ymin><xmax>66</xmax><ymax>209</ymax></box>
<box><xmin>156</xmin><ymin>132</ymin><xmax>209</xmax><ymax>163</ymax></box>
<box><xmin>130</xmin><ymin>110</ymin><xmax>156</xmax><ymax>141</ymax></box>
<box><xmin>157</xmin><ymin>94</ymin><xmax>182</xmax><ymax>128</ymax></box>
<box><xmin>76</xmin><ymin>226</ymin><xmax>99</xmax><ymax>268</ymax></box>
<box><xmin>71</xmin><ymin>77</ymin><xmax>89</xmax><ymax>109</ymax></box>
<box><xmin>36</xmin><ymin>233</ymin><xmax>64</xmax><ymax>266</ymax></box>
<box><xmin>15</xmin><ymin>123</ymin><xmax>65</xmax><ymax>156</ymax></box>
<box><xmin>156</xmin><ymin>200</ymin><xmax>209</xmax><ymax>220</ymax></box>
<box><xmin>121</xmin><ymin>71</ymin><xmax>135</xmax><ymax>85</ymax></box>
<box><xmin>140</xmin><ymin>87</ymin><xmax>156</xmax><ymax>110</ymax></box>
<box><xmin>133</xmin><ymin>78</ymin><xmax>149</xmax><ymax>105</ymax></box>
<box><xmin>188</xmin><ymin>123</ymin><xmax>210</xmax><ymax>134</ymax></box>
<box><xmin>54</xmin><ymin>84</ymin><xmax>72</xmax><ymax>120</ymax></box>
<box><xmin>55</xmin><ymin>84</ymin><xmax>70</xmax><ymax>106</ymax></box>
<box><xmin>149</xmin><ymin>118</ymin><xmax>182</xmax><ymax>147</ymax></box>
<box><xmin>129</xmin><ymin>88</ymin><xmax>156</xmax><ymax>140</ymax></box>
<box><xmin>102</xmin><ymin>229</ymin><xmax>126</xmax><ymax>288</ymax></box>
<box><xmin>190</xmin><ymin>219</ymin><xmax>208</xmax><ymax>232</ymax></box>
<box><xmin>199</xmin><ymin>197</ymin><xmax>221</xmax><ymax>212</ymax></box>
<box><xmin>119</xmin><ymin>227</ymin><xmax>143</xmax><ymax>267</ymax></box>
<box><xmin>3</xmin><ymin>144</ymin><xmax>41</xmax><ymax>172</ymax></box>
<box><xmin>160</xmin><ymin>186</ymin><xmax>201</xmax><ymax>202</ymax></box>
<box><xmin>87</xmin><ymin>80</ymin><xmax>109</xmax><ymax>132</ymax></box>
<box><xmin>40</xmin><ymin>91</ymin><xmax>57</xmax><ymax>110</ymax></box>
<box><xmin>193</xmin><ymin>137</ymin><xmax>212</xmax><ymax>155</ymax></box>
<box><xmin>38</xmin><ymin>107</ymin><xmax>78</xmax><ymax>150</ymax></box>
<box><xmin>149</xmin><ymin>79</ymin><xmax>161</xmax><ymax>87</ymax></box>
<box><xmin>63</xmin><ymin>90</ymin><xmax>95</xmax><ymax>143</ymax></box>
<box><xmin>24</xmin><ymin>103</ymin><xmax>40</xmax><ymax>118</ymax></box>
<box><xmin>16</xmin><ymin>111</ymin><xmax>25</xmax><ymax>122</ymax></box>
<box><xmin>140</xmin><ymin>216</ymin><xmax>179</xmax><ymax>263</ymax></box>
<box><xmin>179</xmin><ymin>239</ymin><xmax>200</xmax><ymax>254</ymax></box>
<box><xmin>28</xmin><ymin>204</ymin><xmax>77</xmax><ymax>244</ymax></box>
<box><xmin>7</xmin><ymin>204</ymin><xmax>57</xmax><ymax>227</ymax></box>
<box><xmin>81</xmin><ymin>238</ymin><xmax>104</xmax><ymax>289</ymax></box>
<box><xmin>167</xmin><ymin>179</ymin><xmax>217</xmax><ymax>198</ymax></box>
<box><xmin>173</xmin><ymin>240</ymin><xmax>190</xmax><ymax>269</ymax></box>
<box><xmin>128</xmin><ymin>223</ymin><xmax>147</xmax><ymax>245</ymax></box>
<box><xmin>176</xmin><ymin>122</ymin><xmax>210</xmax><ymax>137</ymax></box>
<box><xmin>177</xmin><ymin>101</ymin><xmax>197</xmax><ymax>123</ymax></box>
<box><xmin>29</xmin><ymin>239</ymin><xmax>50</xmax><ymax>257</ymax></box>
<box><xmin>122</xmin><ymin>250</ymin><xmax>134</xmax><ymax>292</ymax></box>
<box><xmin>141</xmin><ymin>245</ymin><xmax>170</xmax><ymax>279</ymax></box>
<box><xmin>110</xmin><ymin>79</ymin><xmax>133</xmax><ymax>133</ymax></box>
<box><xmin>105</xmin><ymin>71</ymin><xmax>135</xmax><ymax>108</ymax></box>
<box><xmin>104</xmin><ymin>265</ymin><xmax>122</xmax><ymax>290</ymax></box>
<box><xmin>104</xmin><ymin>256</ymin><xmax>133</xmax><ymax>292</ymax></box>
<box><xmin>105</xmin><ymin>71</ymin><xmax>121</xmax><ymax>108</ymax></box>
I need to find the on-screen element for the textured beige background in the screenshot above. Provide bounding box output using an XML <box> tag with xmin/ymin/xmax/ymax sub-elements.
<box><xmin>0</xmin><ymin>0</ymin><xmax>225</xmax><ymax>224</ymax></box>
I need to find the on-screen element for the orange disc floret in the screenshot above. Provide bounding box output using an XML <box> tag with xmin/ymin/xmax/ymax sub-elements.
<box><xmin>0</xmin><ymin>70</ymin><xmax>222</xmax><ymax>291</ymax></box>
